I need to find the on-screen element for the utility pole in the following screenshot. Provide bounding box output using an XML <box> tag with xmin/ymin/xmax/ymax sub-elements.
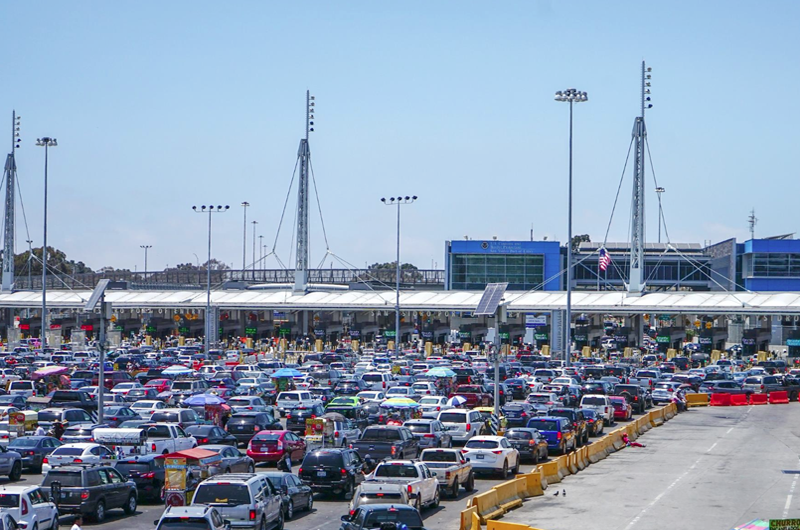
<box><xmin>241</xmin><ymin>202</ymin><xmax>249</xmax><ymax>271</ymax></box>
<box><xmin>140</xmin><ymin>245</ymin><xmax>152</xmax><ymax>279</ymax></box>
<box><xmin>35</xmin><ymin>136</ymin><xmax>57</xmax><ymax>347</ymax></box>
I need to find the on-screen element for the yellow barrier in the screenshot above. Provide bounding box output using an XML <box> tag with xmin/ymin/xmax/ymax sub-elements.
<box><xmin>587</xmin><ymin>439</ymin><xmax>606</xmax><ymax>463</ymax></box>
<box><xmin>461</xmin><ymin>506</ymin><xmax>479</xmax><ymax>530</ymax></box>
<box><xmin>487</xmin><ymin>521</ymin><xmax>550</xmax><ymax>530</ymax></box>
<box><xmin>625</xmin><ymin>423</ymin><xmax>639</xmax><ymax>441</ymax></box>
<box><xmin>493</xmin><ymin>479</ymin><xmax>523</xmax><ymax>512</ymax></box>
<box><xmin>650</xmin><ymin>408</ymin><xmax>665</xmax><ymax>427</ymax></box>
<box><xmin>539</xmin><ymin>461</ymin><xmax>561</xmax><ymax>484</ymax></box>
<box><xmin>636</xmin><ymin>416</ymin><xmax>651</xmax><ymax>435</ymax></box>
<box><xmin>469</xmin><ymin>489</ymin><xmax>505</xmax><ymax>523</ymax></box>
<box><xmin>580</xmin><ymin>446</ymin><xmax>590</xmax><ymax>468</ymax></box>
<box><xmin>686</xmin><ymin>393</ymin><xmax>710</xmax><ymax>407</ymax></box>
<box><xmin>522</xmin><ymin>471</ymin><xmax>545</xmax><ymax>497</ymax></box>
<box><xmin>557</xmin><ymin>454</ymin><xmax>571</xmax><ymax>478</ymax></box>
<box><xmin>514</xmin><ymin>476</ymin><xmax>529</xmax><ymax>501</ymax></box>
<box><xmin>665</xmin><ymin>403</ymin><xmax>677</xmax><ymax>418</ymax></box>
<box><xmin>567</xmin><ymin>451</ymin><xmax>578</xmax><ymax>474</ymax></box>
<box><xmin>608</xmin><ymin>429</ymin><xmax>625</xmax><ymax>451</ymax></box>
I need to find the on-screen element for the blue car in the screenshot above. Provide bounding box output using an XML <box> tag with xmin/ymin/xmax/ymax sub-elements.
<box><xmin>525</xmin><ymin>416</ymin><xmax>576</xmax><ymax>455</ymax></box>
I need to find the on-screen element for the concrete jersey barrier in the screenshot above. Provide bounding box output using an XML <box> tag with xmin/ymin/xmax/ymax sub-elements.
<box><xmin>686</xmin><ymin>393</ymin><xmax>710</xmax><ymax>407</ymax></box>
<box><xmin>493</xmin><ymin>479</ymin><xmax>524</xmax><ymax>512</ymax></box>
<box><xmin>461</xmin><ymin>506</ymin><xmax>479</xmax><ymax>530</ymax></box>
<box><xmin>539</xmin><ymin>460</ymin><xmax>561</xmax><ymax>485</ymax></box>
<box><xmin>469</xmin><ymin>489</ymin><xmax>505</xmax><ymax>523</ymax></box>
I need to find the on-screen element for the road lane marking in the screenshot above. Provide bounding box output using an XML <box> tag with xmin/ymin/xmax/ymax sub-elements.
<box><xmin>784</xmin><ymin>476</ymin><xmax>798</xmax><ymax>518</ymax></box>
<box><xmin>623</xmin><ymin>437</ymin><xmax>729</xmax><ymax>529</ymax></box>
<box><xmin>726</xmin><ymin>427</ymin><xmax>734</xmax><ymax>435</ymax></box>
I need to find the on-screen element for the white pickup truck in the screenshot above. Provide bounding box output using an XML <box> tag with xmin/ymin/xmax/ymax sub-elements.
<box><xmin>367</xmin><ymin>460</ymin><xmax>440</xmax><ymax>511</ymax></box>
<box><xmin>579</xmin><ymin>395</ymin><xmax>615</xmax><ymax>425</ymax></box>
<box><xmin>94</xmin><ymin>423</ymin><xmax>197</xmax><ymax>456</ymax></box>
<box><xmin>420</xmin><ymin>448</ymin><xmax>475</xmax><ymax>498</ymax></box>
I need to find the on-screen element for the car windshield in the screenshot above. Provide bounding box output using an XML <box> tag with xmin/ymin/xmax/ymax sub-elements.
<box><xmin>53</xmin><ymin>447</ymin><xmax>84</xmax><ymax>456</ymax></box>
<box><xmin>9</xmin><ymin>438</ymin><xmax>39</xmax><ymax>448</ymax></box>
<box><xmin>418</xmin><ymin>398</ymin><xmax>440</xmax><ymax>405</ymax></box>
<box><xmin>361</xmin><ymin>374</ymin><xmax>383</xmax><ymax>382</ymax></box>
<box><xmin>404</xmin><ymin>424</ymin><xmax>430</xmax><ymax>433</ymax></box>
<box><xmin>43</xmin><ymin>471</ymin><xmax>82</xmax><ymax>487</ymax></box>
<box><xmin>116</xmin><ymin>461</ymin><xmax>158</xmax><ymax>476</ymax></box>
<box><xmin>252</xmin><ymin>433</ymin><xmax>281</xmax><ymax>442</ymax></box>
<box><xmin>438</xmin><ymin>412</ymin><xmax>467</xmax><ymax>423</ymax></box>
<box><xmin>374</xmin><ymin>464</ymin><xmax>419</xmax><ymax>478</ymax></box>
<box><xmin>151</xmin><ymin>412</ymin><xmax>180</xmax><ymax>423</ymax></box>
<box><xmin>303</xmin><ymin>452</ymin><xmax>343</xmax><ymax>467</ymax></box>
<box><xmin>528</xmin><ymin>420</ymin><xmax>559</xmax><ymax>431</ymax></box>
<box><xmin>228</xmin><ymin>399</ymin><xmax>255</xmax><ymax>407</ymax></box>
<box><xmin>581</xmin><ymin>396</ymin><xmax>606</xmax><ymax>405</ymax></box>
<box><xmin>172</xmin><ymin>382</ymin><xmax>193</xmax><ymax>390</ymax></box>
<box><xmin>157</xmin><ymin>518</ymin><xmax>211</xmax><ymax>530</ymax></box>
<box><xmin>38</xmin><ymin>411</ymin><xmax>61</xmax><ymax>421</ymax></box>
<box><xmin>422</xmin><ymin>451</ymin><xmax>457</xmax><ymax>462</ymax></box>
<box><xmin>362</xmin><ymin>429</ymin><xmax>400</xmax><ymax>441</ymax></box>
<box><xmin>465</xmin><ymin>439</ymin><xmax>499</xmax><ymax>449</ymax></box>
<box><xmin>193</xmin><ymin>484</ymin><xmax>250</xmax><ymax>505</ymax></box>
<box><xmin>506</xmin><ymin>431</ymin><xmax>533</xmax><ymax>440</ymax></box>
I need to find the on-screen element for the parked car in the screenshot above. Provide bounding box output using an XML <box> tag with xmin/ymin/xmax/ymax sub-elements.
<box><xmin>609</xmin><ymin>396</ymin><xmax>633</xmax><ymax>421</ymax></box>
<box><xmin>504</xmin><ymin>428</ymin><xmax>549</xmax><ymax>464</ymax></box>
<box><xmin>154</xmin><ymin>506</ymin><xmax>230</xmax><ymax>530</ymax></box>
<box><xmin>60</xmin><ymin>424</ymin><xmax>109</xmax><ymax>444</ymax></box>
<box><xmin>349</xmin><ymin>482</ymin><xmax>410</xmax><ymax>512</ymax></box>
<box><xmin>436</xmin><ymin>409</ymin><xmax>484</xmax><ymax>444</ymax></box>
<box><xmin>460</xmin><ymin>436</ymin><xmax>520</xmax><ymax>478</ymax></box>
<box><xmin>351</xmin><ymin>426</ymin><xmax>419</xmax><ymax>461</ymax></box>
<box><xmin>262</xmin><ymin>471</ymin><xmax>314</xmax><ymax>520</ymax></box>
<box><xmin>226</xmin><ymin>412</ymin><xmax>282</xmax><ymax>446</ymax></box>
<box><xmin>246</xmin><ymin>430</ymin><xmax>307</xmax><ymax>464</ymax></box>
<box><xmin>581</xmin><ymin>409</ymin><xmax>605</xmax><ymax>436</ymax></box>
<box><xmin>41</xmin><ymin>464</ymin><xmax>138</xmax><ymax>522</ymax></box>
<box><xmin>419</xmin><ymin>447</ymin><xmax>475</xmax><ymax>498</ymax></box>
<box><xmin>129</xmin><ymin>399</ymin><xmax>166</xmax><ymax>417</ymax></box>
<box><xmin>101</xmin><ymin>406</ymin><xmax>142</xmax><ymax>428</ymax></box>
<box><xmin>191</xmin><ymin>473</ymin><xmax>283</xmax><ymax>530</ymax></box>
<box><xmin>7</xmin><ymin>436</ymin><xmax>61</xmax><ymax>473</ymax></box>
<box><xmin>150</xmin><ymin>408</ymin><xmax>200</xmax><ymax>428</ymax></box>
<box><xmin>501</xmin><ymin>403</ymin><xmax>537</xmax><ymax>428</ymax></box>
<box><xmin>298</xmin><ymin>448</ymin><xmax>366</xmax><ymax>498</ymax></box>
<box><xmin>185</xmin><ymin>425</ymin><xmax>238</xmax><ymax>446</ymax></box>
<box><xmin>42</xmin><ymin>443</ymin><xmax>115</xmax><ymax>473</ymax></box>
<box><xmin>525</xmin><ymin>416</ymin><xmax>576</xmax><ymax>455</ymax></box>
<box><xmin>199</xmin><ymin>444</ymin><xmax>255</xmax><ymax>474</ymax></box>
<box><xmin>402</xmin><ymin>419</ymin><xmax>452</xmax><ymax>449</ymax></box>
<box><xmin>367</xmin><ymin>460</ymin><xmax>440</xmax><ymax>511</ymax></box>
<box><xmin>285</xmin><ymin>403</ymin><xmax>326</xmax><ymax>433</ymax></box>
<box><xmin>114</xmin><ymin>453</ymin><xmax>166</xmax><ymax>502</ymax></box>
<box><xmin>226</xmin><ymin>396</ymin><xmax>271</xmax><ymax>414</ymax></box>
<box><xmin>0</xmin><ymin>485</ymin><xmax>59</xmax><ymax>530</ymax></box>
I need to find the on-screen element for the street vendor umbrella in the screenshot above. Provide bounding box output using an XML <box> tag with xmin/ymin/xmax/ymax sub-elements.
<box><xmin>447</xmin><ymin>395</ymin><xmax>468</xmax><ymax>407</ymax></box>
<box><xmin>426</xmin><ymin>367</ymin><xmax>456</xmax><ymax>378</ymax></box>
<box><xmin>162</xmin><ymin>365</ymin><xmax>194</xmax><ymax>375</ymax></box>
<box><xmin>184</xmin><ymin>394</ymin><xmax>226</xmax><ymax>406</ymax></box>
<box><xmin>271</xmin><ymin>368</ymin><xmax>303</xmax><ymax>378</ymax></box>
<box><xmin>380</xmin><ymin>398</ymin><xmax>420</xmax><ymax>408</ymax></box>
<box><xmin>31</xmin><ymin>365</ymin><xmax>70</xmax><ymax>380</ymax></box>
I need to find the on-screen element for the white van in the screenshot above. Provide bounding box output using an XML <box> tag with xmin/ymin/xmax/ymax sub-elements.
<box><xmin>275</xmin><ymin>391</ymin><xmax>319</xmax><ymax>416</ymax></box>
<box><xmin>8</xmin><ymin>380</ymin><xmax>36</xmax><ymax>398</ymax></box>
<box><xmin>360</xmin><ymin>372</ymin><xmax>395</xmax><ymax>391</ymax></box>
<box><xmin>437</xmin><ymin>409</ymin><xmax>484</xmax><ymax>443</ymax></box>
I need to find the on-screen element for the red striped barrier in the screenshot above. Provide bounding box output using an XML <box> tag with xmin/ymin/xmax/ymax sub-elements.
<box><xmin>750</xmin><ymin>393</ymin><xmax>768</xmax><ymax>405</ymax></box>
<box><xmin>730</xmin><ymin>394</ymin><xmax>748</xmax><ymax>406</ymax></box>
<box><xmin>710</xmin><ymin>393</ymin><xmax>731</xmax><ymax>406</ymax></box>
<box><xmin>769</xmin><ymin>391</ymin><xmax>789</xmax><ymax>404</ymax></box>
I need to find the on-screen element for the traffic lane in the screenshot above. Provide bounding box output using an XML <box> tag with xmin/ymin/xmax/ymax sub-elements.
<box><xmin>497</xmin><ymin>405</ymin><xmax>800</xmax><ymax>530</ymax></box>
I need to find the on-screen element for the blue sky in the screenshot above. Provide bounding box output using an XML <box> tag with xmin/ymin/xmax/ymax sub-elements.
<box><xmin>2</xmin><ymin>1</ymin><xmax>798</xmax><ymax>273</ymax></box>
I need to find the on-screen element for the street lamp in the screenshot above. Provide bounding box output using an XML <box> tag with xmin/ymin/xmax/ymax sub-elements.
<box><xmin>240</xmin><ymin>202</ymin><xmax>249</xmax><ymax>271</ymax></box>
<box><xmin>555</xmin><ymin>88</ymin><xmax>588</xmax><ymax>367</ymax></box>
<box><xmin>140</xmin><ymin>245</ymin><xmax>152</xmax><ymax>279</ymax></box>
<box><xmin>251</xmin><ymin>220</ymin><xmax>258</xmax><ymax>278</ymax></box>
<box><xmin>380</xmin><ymin>195</ymin><xmax>418</xmax><ymax>352</ymax></box>
<box><xmin>35</xmin><ymin>137</ymin><xmax>57</xmax><ymax>347</ymax></box>
<box><xmin>192</xmin><ymin>204</ymin><xmax>229</xmax><ymax>355</ymax></box>
<box><xmin>655</xmin><ymin>187</ymin><xmax>665</xmax><ymax>243</ymax></box>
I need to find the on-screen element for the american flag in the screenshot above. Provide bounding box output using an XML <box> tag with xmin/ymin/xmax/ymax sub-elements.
<box><xmin>599</xmin><ymin>248</ymin><xmax>611</xmax><ymax>272</ymax></box>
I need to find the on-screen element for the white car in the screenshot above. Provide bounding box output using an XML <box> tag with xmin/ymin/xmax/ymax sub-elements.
<box><xmin>411</xmin><ymin>382</ymin><xmax>437</xmax><ymax>396</ymax></box>
<box><xmin>0</xmin><ymin>486</ymin><xmax>58</xmax><ymax>530</ymax></box>
<box><xmin>356</xmin><ymin>391</ymin><xmax>386</xmax><ymax>403</ymax></box>
<box><xmin>418</xmin><ymin>396</ymin><xmax>452</xmax><ymax>419</ymax></box>
<box><xmin>110</xmin><ymin>382</ymin><xmax>144</xmax><ymax>396</ymax></box>
<box><xmin>130</xmin><ymin>399</ymin><xmax>167</xmax><ymax>418</ymax></box>
<box><xmin>41</xmin><ymin>443</ymin><xmax>115</xmax><ymax>473</ymax></box>
<box><xmin>461</xmin><ymin>435</ymin><xmax>520</xmax><ymax>478</ymax></box>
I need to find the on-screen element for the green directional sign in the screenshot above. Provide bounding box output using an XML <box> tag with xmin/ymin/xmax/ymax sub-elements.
<box><xmin>245</xmin><ymin>327</ymin><xmax>257</xmax><ymax>335</ymax></box>
<box><xmin>384</xmin><ymin>330</ymin><xmax>397</xmax><ymax>338</ymax></box>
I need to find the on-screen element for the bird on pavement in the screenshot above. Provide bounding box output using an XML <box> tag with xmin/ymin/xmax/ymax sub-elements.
<box><xmin>553</xmin><ymin>491</ymin><xmax>559</xmax><ymax>496</ymax></box>
<box><xmin>562</xmin><ymin>489</ymin><xmax>566</xmax><ymax>496</ymax></box>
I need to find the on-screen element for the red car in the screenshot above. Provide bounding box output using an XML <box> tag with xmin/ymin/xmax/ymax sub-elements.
<box><xmin>145</xmin><ymin>378</ymin><xmax>173</xmax><ymax>393</ymax></box>
<box><xmin>609</xmin><ymin>396</ymin><xmax>633</xmax><ymax>421</ymax></box>
<box><xmin>448</xmin><ymin>384</ymin><xmax>493</xmax><ymax>408</ymax></box>
<box><xmin>246</xmin><ymin>429</ymin><xmax>306</xmax><ymax>464</ymax></box>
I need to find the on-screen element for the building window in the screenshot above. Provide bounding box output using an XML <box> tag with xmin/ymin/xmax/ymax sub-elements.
<box><xmin>750</xmin><ymin>253</ymin><xmax>800</xmax><ymax>277</ymax></box>
<box><xmin>449</xmin><ymin>253</ymin><xmax>545</xmax><ymax>290</ymax></box>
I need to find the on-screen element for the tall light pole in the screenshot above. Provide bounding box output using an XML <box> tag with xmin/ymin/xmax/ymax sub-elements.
<box><xmin>555</xmin><ymin>88</ymin><xmax>587</xmax><ymax>367</ymax></box>
<box><xmin>192</xmin><ymin>204</ymin><xmax>229</xmax><ymax>355</ymax></box>
<box><xmin>251</xmin><ymin>220</ymin><xmax>258</xmax><ymax>278</ymax></box>
<box><xmin>25</xmin><ymin>239</ymin><xmax>33</xmax><ymax>290</ymax></box>
<box><xmin>655</xmin><ymin>187</ymin><xmax>665</xmax><ymax>243</ymax></box>
<box><xmin>240</xmin><ymin>202</ymin><xmax>249</xmax><ymax>271</ymax></box>
<box><xmin>140</xmin><ymin>245</ymin><xmax>152</xmax><ymax>279</ymax></box>
<box><xmin>35</xmin><ymin>137</ymin><xmax>57</xmax><ymax>348</ymax></box>
<box><xmin>380</xmin><ymin>196</ymin><xmax>417</xmax><ymax>352</ymax></box>
<box><xmin>258</xmin><ymin>235</ymin><xmax>264</xmax><ymax>271</ymax></box>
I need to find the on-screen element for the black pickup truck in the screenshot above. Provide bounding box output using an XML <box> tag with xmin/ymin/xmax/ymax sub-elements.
<box><xmin>351</xmin><ymin>426</ymin><xmax>419</xmax><ymax>461</ymax></box>
<box><xmin>49</xmin><ymin>390</ymin><xmax>98</xmax><ymax>412</ymax></box>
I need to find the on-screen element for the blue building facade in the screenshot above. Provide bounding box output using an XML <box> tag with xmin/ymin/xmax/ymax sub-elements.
<box><xmin>741</xmin><ymin>238</ymin><xmax>800</xmax><ymax>291</ymax></box>
<box><xmin>444</xmin><ymin>240</ymin><xmax>562</xmax><ymax>291</ymax></box>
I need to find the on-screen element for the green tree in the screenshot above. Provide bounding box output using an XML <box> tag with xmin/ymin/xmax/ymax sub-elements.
<box><xmin>571</xmin><ymin>234</ymin><xmax>591</xmax><ymax>252</ymax></box>
<box><xmin>6</xmin><ymin>246</ymin><xmax>93</xmax><ymax>275</ymax></box>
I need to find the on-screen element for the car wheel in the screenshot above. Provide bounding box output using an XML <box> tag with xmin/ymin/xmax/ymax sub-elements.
<box><xmin>501</xmin><ymin>460</ymin><xmax>509</xmax><ymax>479</ymax></box>
<box><xmin>465</xmin><ymin>472</ymin><xmax>475</xmax><ymax>492</ymax></box>
<box><xmin>342</xmin><ymin>478</ymin><xmax>354</xmax><ymax>500</ymax></box>
<box><xmin>513</xmin><ymin>457</ymin><xmax>519</xmax><ymax>475</ymax></box>
<box><xmin>286</xmin><ymin>500</ymin><xmax>294</xmax><ymax>520</ymax></box>
<box><xmin>306</xmin><ymin>494</ymin><xmax>314</xmax><ymax>511</ymax></box>
<box><xmin>95</xmin><ymin>500</ymin><xmax>106</xmax><ymax>523</ymax></box>
<box><xmin>414</xmin><ymin>497</ymin><xmax>421</xmax><ymax>512</ymax></box>
<box><xmin>225</xmin><ymin>467</ymin><xmax>231</xmax><ymax>474</ymax></box>
<box><xmin>123</xmin><ymin>493</ymin><xmax>137</xmax><ymax>515</ymax></box>
<box><xmin>8</xmin><ymin>462</ymin><xmax>21</xmax><ymax>481</ymax></box>
<box><xmin>450</xmin><ymin>479</ymin><xmax>459</xmax><ymax>498</ymax></box>
<box><xmin>432</xmin><ymin>487</ymin><xmax>440</xmax><ymax>509</ymax></box>
<box><xmin>532</xmin><ymin>450</ymin><xmax>539</xmax><ymax>465</ymax></box>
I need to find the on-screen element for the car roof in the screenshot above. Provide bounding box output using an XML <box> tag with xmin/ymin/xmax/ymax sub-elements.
<box><xmin>469</xmin><ymin>435</ymin><xmax>505</xmax><ymax>441</ymax></box>
<box><xmin>163</xmin><ymin>506</ymin><xmax>215</xmax><ymax>517</ymax></box>
<box><xmin>57</xmin><ymin>443</ymin><xmax>101</xmax><ymax>449</ymax></box>
<box><xmin>0</xmin><ymin>485</ymin><xmax>38</xmax><ymax>493</ymax></box>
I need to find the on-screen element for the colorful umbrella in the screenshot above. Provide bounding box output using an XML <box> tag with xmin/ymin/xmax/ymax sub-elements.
<box><xmin>447</xmin><ymin>395</ymin><xmax>468</xmax><ymax>406</ymax></box>
<box><xmin>380</xmin><ymin>398</ymin><xmax>420</xmax><ymax>409</ymax></box>
<box><xmin>426</xmin><ymin>367</ymin><xmax>456</xmax><ymax>378</ymax></box>
<box><xmin>184</xmin><ymin>394</ymin><xmax>226</xmax><ymax>406</ymax></box>
<box><xmin>162</xmin><ymin>365</ymin><xmax>194</xmax><ymax>375</ymax></box>
<box><xmin>271</xmin><ymin>368</ymin><xmax>303</xmax><ymax>378</ymax></box>
<box><xmin>732</xmin><ymin>520</ymin><xmax>769</xmax><ymax>530</ymax></box>
<box><xmin>31</xmin><ymin>365</ymin><xmax>70</xmax><ymax>380</ymax></box>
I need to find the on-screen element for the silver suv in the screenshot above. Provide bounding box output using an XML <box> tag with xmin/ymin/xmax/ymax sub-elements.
<box><xmin>192</xmin><ymin>473</ymin><xmax>283</xmax><ymax>530</ymax></box>
<box><xmin>155</xmin><ymin>506</ymin><xmax>231</xmax><ymax>530</ymax></box>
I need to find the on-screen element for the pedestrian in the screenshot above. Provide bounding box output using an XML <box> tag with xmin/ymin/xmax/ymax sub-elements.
<box><xmin>278</xmin><ymin>452</ymin><xmax>292</xmax><ymax>473</ymax></box>
<box><xmin>71</xmin><ymin>516</ymin><xmax>84</xmax><ymax>530</ymax></box>
<box><xmin>621</xmin><ymin>433</ymin><xmax>645</xmax><ymax>448</ymax></box>
<box><xmin>34</xmin><ymin>422</ymin><xmax>46</xmax><ymax>437</ymax></box>
<box><xmin>52</xmin><ymin>420</ymin><xmax>65</xmax><ymax>440</ymax></box>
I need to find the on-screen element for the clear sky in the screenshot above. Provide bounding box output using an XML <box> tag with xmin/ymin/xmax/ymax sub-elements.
<box><xmin>2</xmin><ymin>1</ymin><xmax>798</xmax><ymax>273</ymax></box>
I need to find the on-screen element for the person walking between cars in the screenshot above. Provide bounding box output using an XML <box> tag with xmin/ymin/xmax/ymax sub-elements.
<box><xmin>34</xmin><ymin>423</ymin><xmax>46</xmax><ymax>436</ymax></box>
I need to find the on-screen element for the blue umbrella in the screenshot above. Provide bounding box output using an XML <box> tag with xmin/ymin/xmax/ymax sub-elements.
<box><xmin>184</xmin><ymin>394</ymin><xmax>226</xmax><ymax>406</ymax></box>
<box><xmin>162</xmin><ymin>365</ymin><xmax>194</xmax><ymax>375</ymax></box>
<box><xmin>272</xmin><ymin>368</ymin><xmax>303</xmax><ymax>378</ymax></box>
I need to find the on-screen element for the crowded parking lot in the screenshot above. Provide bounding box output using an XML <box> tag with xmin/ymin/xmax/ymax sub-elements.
<box><xmin>0</xmin><ymin>341</ymin><xmax>786</xmax><ymax>530</ymax></box>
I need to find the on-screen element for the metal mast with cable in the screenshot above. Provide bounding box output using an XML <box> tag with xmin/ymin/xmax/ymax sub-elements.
<box><xmin>2</xmin><ymin>112</ymin><xmax>21</xmax><ymax>291</ymax></box>
<box><xmin>628</xmin><ymin>61</ymin><xmax>652</xmax><ymax>294</ymax></box>
<box><xmin>294</xmin><ymin>91</ymin><xmax>314</xmax><ymax>292</ymax></box>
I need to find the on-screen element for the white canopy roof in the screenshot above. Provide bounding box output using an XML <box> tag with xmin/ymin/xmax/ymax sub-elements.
<box><xmin>2</xmin><ymin>289</ymin><xmax>800</xmax><ymax>314</ymax></box>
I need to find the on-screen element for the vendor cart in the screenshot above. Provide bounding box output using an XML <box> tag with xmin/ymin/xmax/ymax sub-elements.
<box><xmin>158</xmin><ymin>448</ymin><xmax>223</xmax><ymax>507</ymax></box>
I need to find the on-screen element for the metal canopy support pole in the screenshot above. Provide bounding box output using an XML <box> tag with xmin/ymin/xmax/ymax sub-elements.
<box><xmin>97</xmin><ymin>299</ymin><xmax>108</xmax><ymax>425</ymax></box>
<box><xmin>395</xmin><ymin>199</ymin><xmax>401</xmax><ymax>350</ymax></box>
<box><xmin>629</xmin><ymin>61</ymin><xmax>648</xmax><ymax>294</ymax></box>
<box><xmin>294</xmin><ymin>91</ymin><xmax>313</xmax><ymax>293</ymax></box>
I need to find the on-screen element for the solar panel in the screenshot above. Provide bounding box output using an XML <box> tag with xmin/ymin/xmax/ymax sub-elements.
<box><xmin>474</xmin><ymin>282</ymin><xmax>508</xmax><ymax>316</ymax></box>
<box><xmin>85</xmin><ymin>279</ymin><xmax>111</xmax><ymax>311</ymax></box>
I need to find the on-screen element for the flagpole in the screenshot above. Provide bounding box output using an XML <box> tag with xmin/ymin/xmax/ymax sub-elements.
<box><xmin>597</xmin><ymin>249</ymin><xmax>600</xmax><ymax>291</ymax></box>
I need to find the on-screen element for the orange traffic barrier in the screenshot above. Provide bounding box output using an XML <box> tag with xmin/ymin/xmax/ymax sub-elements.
<box><xmin>461</xmin><ymin>506</ymin><xmax>479</xmax><ymax>530</ymax></box>
<box><xmin>539</xmin><ymin>460</ymin><xmax>561</xmax><ymax>485</ymax></box>
<box><xmin>710</xmin><ymin>393</ymin><xmax>731</xmax><ymax>406</ymax></box>
<box><xmin>730</xmin><ymin>394</ymin><xmax>748</xmax><ymax>406</ymax></box>
<box><xmin>637</xmin><ymin>416</ymin><xmax>652</xmax><ymax>434</ymax></box>
<box><xmin>492</xmin><ymin>479</ymin><xmax>523</xmax><ymax>512</ymax></box>
<box><xmin>770</xmin><ymin>391</ymin><xmax>790</xmax><ymax>404</ymax></box>
<box><xmin>468</xmin><ymin>489</ymin><xmax>505</xmax><ymax>523</ymax></box>
<box><xmin>751</xmin><ymin>393</ymin><xmax>768</xmax><ymax>405</ymax></box>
